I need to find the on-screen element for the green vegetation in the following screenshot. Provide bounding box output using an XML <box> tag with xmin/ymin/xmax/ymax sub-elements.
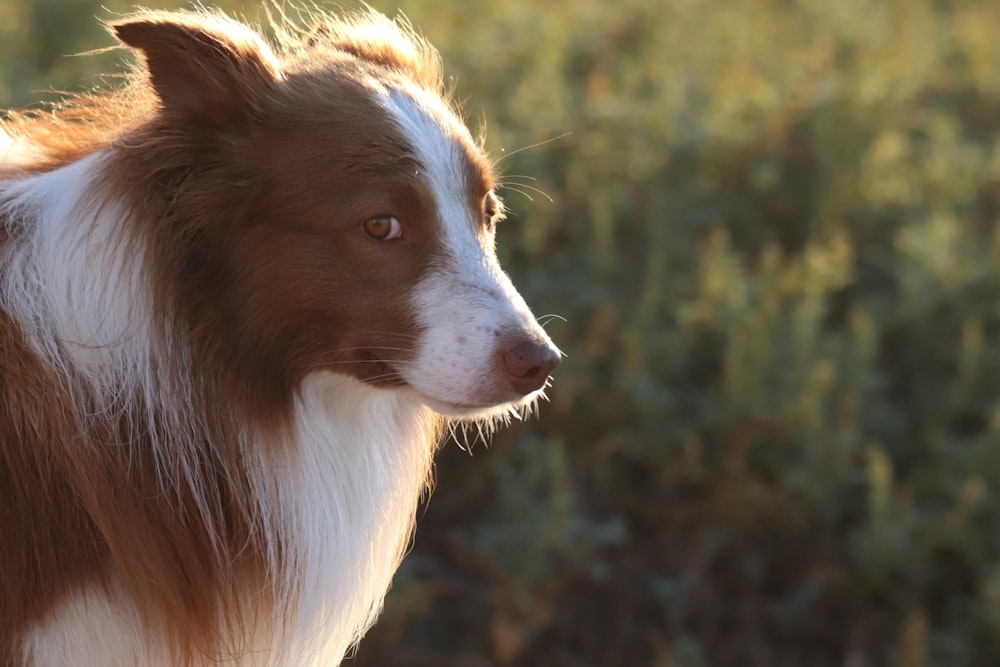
<box><xmin>6</xmin><ymin>0</ymin><xmax>1000</xmax><ymax>664</ymax></box>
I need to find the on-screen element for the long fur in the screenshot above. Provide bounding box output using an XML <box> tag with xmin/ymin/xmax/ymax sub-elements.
<box><xmin>1</xmin><ymin>8</ymin><xmax>560</xmax><ymax>666</ymax></box>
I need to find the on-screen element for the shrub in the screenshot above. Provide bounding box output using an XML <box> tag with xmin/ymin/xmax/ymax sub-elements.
<box><xmin>6</xmin><ymin>0</ymin><xmax>1000</xmax><ymax>664</ymax></box>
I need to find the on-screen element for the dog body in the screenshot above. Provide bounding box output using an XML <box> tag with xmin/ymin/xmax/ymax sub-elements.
<box><xmin>0</xmin><ymin>10</ymin><xmax>559</xmax><ymax>665</ymax></box>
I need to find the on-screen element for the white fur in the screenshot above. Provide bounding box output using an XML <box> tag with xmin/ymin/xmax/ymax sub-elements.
<box><xmin>383</xmin><ymin>88</ymin><xmax>557</xmax><ymax>417</ymax></box>
<box><xmin>2</xmin><ymin>152</ymin><xmax>436</xmax><ymax>665</ymax></box>
<box><xmin>3</xmin><ymin>71</ymin><xmax>552</xmax><ymax>667</ymax></box>
<box><xmin>0</xmin><ymin>153</ymin><xmax>150</xmax><ymax>376</ymax></box>
<box><xmin>254</xmin><ymin>374</ymin><xmax>435</xmax><ymax>664</ymax></box>
<box><xmin>22</xmin><ymin>580</ymin><xmax>166</xmax><ymax>667</ymax></box>
<box><xmin>21</xmin><ymin>376</ymin><xmax>433</xmax><ymax>666</ymax></box>
<box><xmin>0</xmin><ymin>153</ymin><xmax>211</xmax><ymax>535</ymax></box>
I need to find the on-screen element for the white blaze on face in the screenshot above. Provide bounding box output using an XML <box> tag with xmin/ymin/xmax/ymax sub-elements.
<box><xmin>384</xmin><ymin>89</ymin><xmax>559</xmax><ymax>417</ymax></box>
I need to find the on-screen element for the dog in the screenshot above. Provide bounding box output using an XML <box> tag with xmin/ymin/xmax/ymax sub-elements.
<box><xmin>0</xmin><ymin>8</ymin><xmax>560</xmax><ymax>665</ymax></box>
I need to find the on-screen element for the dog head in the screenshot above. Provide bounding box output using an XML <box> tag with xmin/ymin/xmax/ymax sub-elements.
<box><xmin>112</xmin><ymin>11</ymin><xmax>560</xmax><ymax>420</ymax></box>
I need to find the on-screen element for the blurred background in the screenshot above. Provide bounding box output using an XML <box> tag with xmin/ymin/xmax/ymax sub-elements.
<box><xmin>6</xmin><ymin>0</ymin><xmax>1000</xmax><ymax>665</ymax></box>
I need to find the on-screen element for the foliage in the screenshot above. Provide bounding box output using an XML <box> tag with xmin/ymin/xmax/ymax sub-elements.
<box><xmin>6</xmin><ymin>0</ymin><xmax>1000</xmax><ymax>665</ymax></box>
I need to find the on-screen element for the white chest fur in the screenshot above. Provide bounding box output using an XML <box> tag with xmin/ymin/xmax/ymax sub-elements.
<box><xmin>23</xmin><ymin>374</ymin><xmax>437</xmax><ymax>666</ymax></box>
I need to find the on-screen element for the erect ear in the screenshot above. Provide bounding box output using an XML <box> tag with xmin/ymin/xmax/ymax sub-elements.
<box><xmin>111</xmin><ymin>13</ymin><xmax>280</xmax><ymax>121</ymax></box>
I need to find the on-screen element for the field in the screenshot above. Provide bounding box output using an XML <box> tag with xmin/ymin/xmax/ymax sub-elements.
<box><xmin>5</xmin><ymin>0</ymin><xmax>1000</xmax><ymax>665</ymax></box>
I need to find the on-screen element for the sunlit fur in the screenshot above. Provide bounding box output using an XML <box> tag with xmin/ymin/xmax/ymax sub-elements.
<box><xmin>0</xmin><ymin>8</ymin><xmax>559</xmax><ymax>666</ymax></box>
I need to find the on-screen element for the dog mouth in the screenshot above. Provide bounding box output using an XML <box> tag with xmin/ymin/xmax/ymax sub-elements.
<box><xmin>413</xmin><ymin>390</ymin><xmax>546</xmax><ymax>421</ymax></box>
<box><xmin>354</xmin><ymin>351</ymin><xmax>532</xmax><ymax>416</ymax></box>
<box><xmin>357</xmin><ymin>350</ymin><xmax>407</xmax><ymax>387</ymax></box>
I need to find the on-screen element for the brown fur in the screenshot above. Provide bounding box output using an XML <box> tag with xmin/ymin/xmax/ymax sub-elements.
<box><xmin>0</xmin><ymin>9</ymin><xmax>486</xmax><ymax>663</ymax></box>
<box><xmin>0</xmin><ymin>308</ymin><xmax>103</xmax><ymax>666</ymax></box>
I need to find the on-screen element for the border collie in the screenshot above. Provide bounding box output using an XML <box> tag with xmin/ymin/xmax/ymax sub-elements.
<box><xmin>0</xmin><ymin>9</ymin><xmax>560</xmax><ymax>665</ymax></box>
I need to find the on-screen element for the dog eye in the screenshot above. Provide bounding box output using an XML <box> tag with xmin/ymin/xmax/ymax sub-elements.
<box><xmin>364</xmin><ymin>216</ymin><xmax>402</xmax><ymax>240</ymax></box>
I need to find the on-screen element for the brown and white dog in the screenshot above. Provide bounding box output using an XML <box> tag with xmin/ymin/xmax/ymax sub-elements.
<box><xmin>0</xmin><ymin>9</ymin><xmax>560</xmax><ymax>665</ymax></box>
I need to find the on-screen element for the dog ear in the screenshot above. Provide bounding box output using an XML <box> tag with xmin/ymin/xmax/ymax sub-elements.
<box><xmin>112</xmin><ymin>13</ymin><xmax>280</xmax><ymax>122</ymax></box>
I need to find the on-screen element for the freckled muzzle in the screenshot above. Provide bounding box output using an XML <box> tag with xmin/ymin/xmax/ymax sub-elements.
<box><xmin>379</xmin><ymin>88</ymin><xmax>562</xmax><ymax>414</ymax></box>
<box><xmin>399</xmin><ymin>253</ymin><xmax>564</xmax><ymax>414</ymax></box>
<box><xmin>401</xmin><ymin>273</ymin><xmax>563</xmax><ymax>413</ymax></box>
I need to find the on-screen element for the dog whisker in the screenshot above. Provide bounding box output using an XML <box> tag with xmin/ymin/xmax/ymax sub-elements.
<box><xmin>537</xmin><ymin>313</ymin><xmax>566</xmax><ymax>328</ymax></box>
<box><xmin>497</xmin><ymin>180</ymin><xmax>554</xmax><ymax>204</ymax></box>
<box><xmin>498</xmin><ymin>184</ymin><xmax>535</xmax><ymax>203</ymax></box>
<box><xmin>5</xmin><ymin>5</ymin><xmax>562</xmax><ymax>664</ymax></box>
<box><xmin>497</xmin><ymin>173</ymin><xmax>539</xmax><ymax>183</ymax></box>
<box><xmin>494</xmin><ymin>132</ymin><xmax>572</xmax><ymax>165</ymax></box>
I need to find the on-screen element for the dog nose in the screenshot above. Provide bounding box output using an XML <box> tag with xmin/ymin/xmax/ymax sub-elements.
<box><xmin>499</xmin><ymin>337</ymin><xmax>562</xmax><ymax>396</ymax></box>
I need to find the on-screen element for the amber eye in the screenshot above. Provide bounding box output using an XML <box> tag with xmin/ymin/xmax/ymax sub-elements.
<box><xmin>363</xmin><ymin>215</ymin><xmax>402</xmax><ymax>240</ymax></box>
